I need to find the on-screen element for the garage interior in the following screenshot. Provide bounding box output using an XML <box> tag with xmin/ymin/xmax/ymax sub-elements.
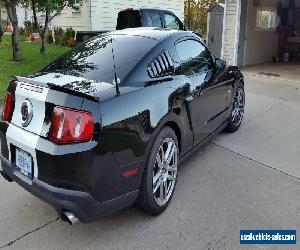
<box><xmin>239</xmin><ymin>0</ymin><xmax>300</xmax><ymax>80</ymax></box>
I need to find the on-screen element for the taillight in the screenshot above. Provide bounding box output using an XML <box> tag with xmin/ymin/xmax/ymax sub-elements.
<box><xmin>2</xmin><ymin>92</ymin><xmax>13</xmax><ymax>121</ymax></box>
<box><xmin>49</xmin><ymin>106</ymin><xmax>94</xmax><ymax>144</ymax></box>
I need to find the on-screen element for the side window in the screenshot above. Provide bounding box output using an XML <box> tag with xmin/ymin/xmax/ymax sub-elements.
<box><xmin>176</xmin><ymin>40</ymin><xmax>213</xmax><ymax>76</ymax></box>
<box><xmin>165</xmin><ymin>14</ymin><xmax>180</xmax><ymax>30</ymax></box>
<box><xmin>143</xmin><ymin>12</ymin><xmax>162</xmax><ymax>27</ymax></box>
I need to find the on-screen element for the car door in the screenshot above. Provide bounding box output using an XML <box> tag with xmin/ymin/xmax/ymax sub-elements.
<box><xmin>175</xmin><ymin>38</ymin><xmax>228</xmax><ymax>146</ymax></box>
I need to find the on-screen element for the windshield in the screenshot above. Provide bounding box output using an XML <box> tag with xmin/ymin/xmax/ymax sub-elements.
<box><xmin>42</xmin><ymin>34</ymin><xmax>158</xmax><ymax>85</ymax></box>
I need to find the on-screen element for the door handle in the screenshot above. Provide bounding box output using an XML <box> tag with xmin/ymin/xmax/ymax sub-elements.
<box><xmin>195</xmin><ymin>82</ymin><xmax>209</xmax><ymax>97</ymax></box>
<box><xmin>193</xmin><ymin>86</ymin><xmax>203</xmax><ymax>97</ymax></box>
<box><xmin>197</xmin><ymin>90</ymin><xmax>204</xmax><ymax>97</ymax></box>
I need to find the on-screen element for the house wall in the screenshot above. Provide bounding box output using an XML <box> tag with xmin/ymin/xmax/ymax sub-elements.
<box><xmin>90</xmin><ymin>0</ymin><xmax>138</xmax><ymax>31</ymax></box>
<box><xmin>90</xmin><ymin>0</ymin><xmax>184</xmax><ymax>31</ymax></box>
<box><xmin>138</xmin><ymin>0</ymin><xmax>184</xmax><ymax>21</ymax></box>
<box><xmin>53</xmin><ymin>1</ymin><xmax>92</xmax><ymax>31</ymax></box>
<box><xmin>16</xmin><ymin>7</ymin><xmax>27</xmax><ymax>27</ymax></box>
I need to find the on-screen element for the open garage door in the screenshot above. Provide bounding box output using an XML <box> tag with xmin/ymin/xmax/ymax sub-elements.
<box><xmin>237</xmin><ymin>0</ymin><xmax>300</xmax><ymax>81</ymax></box>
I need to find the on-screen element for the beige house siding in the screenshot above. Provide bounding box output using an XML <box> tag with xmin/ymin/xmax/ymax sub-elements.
<box><xmin>90</xmin><ymin>0</ymin><xmax>138</xmax><ymax>31</ymax></box>
<box><xmin>138</xmin><ymin>0</ymin><xmax>184</xmax><ymax>21</ymax></box>
<box><xmin>222</xmin><ymin>0</ymin><xmax>240</xmax><ymax>65</ymax></box>
<box><xmin>53</xmin><ymin>0</ymin><xmax>184</xmax><ymax>32</ymax></box>
<box><xmin>53</xmin><ymin>1</ymin><xmax>92</xmax><ymax>31</ymax></box>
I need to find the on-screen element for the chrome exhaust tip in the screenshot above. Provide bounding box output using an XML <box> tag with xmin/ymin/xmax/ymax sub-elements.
<box><xmin>61</xmin><ymin>210</ymin><xmax>79</xmax><ymax>225</ymax></box>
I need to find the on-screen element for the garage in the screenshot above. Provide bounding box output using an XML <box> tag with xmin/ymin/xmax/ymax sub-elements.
<box><xmin>218</xmin><ymin>0</ymin><xmax>300</xmax><ymax>80</ymax></box>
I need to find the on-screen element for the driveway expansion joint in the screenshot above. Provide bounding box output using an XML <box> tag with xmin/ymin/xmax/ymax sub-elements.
<box><xmin>0</xmin><ymin>217</ymin><xmax>60</xmax><ymax>249</ymax></box>
<box><xmin>212</xmin><ymin>143</ymin><xmax>300</xmax><ymax>182</ymax></box>
<box><xmin>243</xmin><ymin>100</ymin><xmax>286</xmax><ymax>125</ymax></box>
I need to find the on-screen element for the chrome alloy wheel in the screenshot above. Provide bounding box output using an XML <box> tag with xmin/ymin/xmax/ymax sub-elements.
<box><xmin>231</xmin><ymin>87</ymin><xmax>245</xmax><ymax>127</ymax></box>
<box><xmin>152</xmin><ymin>138</ymin><xmax>178</xmax><ymax>207</ymax></box>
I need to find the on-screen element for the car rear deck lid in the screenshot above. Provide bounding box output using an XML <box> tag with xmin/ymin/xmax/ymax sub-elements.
<box><xmin>14</xmin><ymin>74</ymin><xmax>115</xmax><ymax>102</ymax></box>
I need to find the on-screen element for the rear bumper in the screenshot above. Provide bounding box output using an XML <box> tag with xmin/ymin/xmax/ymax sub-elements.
<box><xmin>0</xmin><ymin>155</ymin><xmax>138</xmax><ymax>223</ymax></box>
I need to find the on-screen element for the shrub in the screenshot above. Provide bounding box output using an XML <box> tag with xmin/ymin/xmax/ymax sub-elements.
<box><xmin>65</xmin><ymin>27</ymin><xmax>76</xmax><ymax>39</ymax></box>
<box><xmin>66</xmin><ymin>37</ymin><xmax>76</xmax><ymax>47</ymax></box>
<box><xmin>47</xmin><ymin>31</ymin><xmax>54</xmax><ymax>44</ymax></box>
<box><xmin>19</xmin><ymin>27</ymin><xmax>26</xmax><ymax>36</ymax></box>
<box><xmin>54</xmin><ymin>27</ymin><xmax>64</xmax><ymax>45</ymax></box>
<box><xmin>59</xmin><ymin>34</ymin><xmax>67</xmax><ymax>46</ymax></box>
<box><xmin>29</xmin><ymin>34</ymin><xmax>35</xmax><ymax>42</ymax></box>
<box><xmin>53</xmin><ymin>27</ymin><xmax>76</xmax><ymax>47</ymax></box>
<box><xmin>54</xmin><ymin>27</ymin><xmax>64</xmax><ymax>36</ymax></box>
<box><xmin>24</xmin><ymin>20</ymin><xmax>36</xmax><ymax>34</ymax></box>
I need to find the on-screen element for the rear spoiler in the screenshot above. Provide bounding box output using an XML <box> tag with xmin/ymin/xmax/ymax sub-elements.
<box><xmin>13</xmin><ymin>76</ymin><xmax>101</xmax><ymax>102</ymax></box>
<box><xmin>47</xmin><ymin>83</ymin><xmax>101</xmax><ymax>102</ymax></box>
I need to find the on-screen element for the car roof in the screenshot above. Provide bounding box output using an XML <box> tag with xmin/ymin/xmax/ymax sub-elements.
<box><xmin>110</xmin><ymin>27</ymin><xmax>191</xmax><ymax>41</ymax></box>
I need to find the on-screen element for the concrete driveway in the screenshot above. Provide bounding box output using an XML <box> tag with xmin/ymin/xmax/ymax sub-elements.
<box><xmin>0</xmin><ymin>75</ymin><xmax>299</xmax><ymax>249</ymax></box>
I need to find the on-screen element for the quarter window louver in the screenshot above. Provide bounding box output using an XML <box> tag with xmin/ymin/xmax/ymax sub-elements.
<box><xmin>147</xmin><ymin>50</ymin><xmax>174</xmax><ymax>78</ymax></box>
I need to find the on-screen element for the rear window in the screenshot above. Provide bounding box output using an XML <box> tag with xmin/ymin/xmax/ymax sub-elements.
<box><xmin>42</xmin><ymin>35</ymin><xmax>158</xmax><ymax>85</ymax></box>
<box><xmin>142</xmin><ymin>11</ymin><xmax>162</xmax><ymax>27</ymax></box>
<box><xmin>117</xmin><ymin>10</ymin><xmax>142</xmax><ymax>30</ymax></box>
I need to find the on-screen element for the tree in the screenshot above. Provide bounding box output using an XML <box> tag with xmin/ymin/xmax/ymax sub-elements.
<box><xmin>184</xmin><ymin>0</ymin><xmax>224</xmax><ymax>37</ymax></box>
<box><xmin>2</xmin><ymin>0</ymin><xmax>22</xmax><ymax>60</ymax></box>
<box><xmin>31</xmin><ymin>0</ymin><xmax>80</xmax><ymax>54</ymax></box>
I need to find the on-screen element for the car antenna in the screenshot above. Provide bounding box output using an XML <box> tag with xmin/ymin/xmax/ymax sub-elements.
<box><xmin>111</xmin><ymin>37</ymin><xmax>120</xmax><ymax>96</ymax></box>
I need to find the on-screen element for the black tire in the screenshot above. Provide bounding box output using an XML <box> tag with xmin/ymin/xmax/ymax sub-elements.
<box><xmin>136</xmin><ymin>126</ymin><xmax>179</xmax><ymax>215</ymax></box>
<box><xmin>225</xmin><ymin>81</ymin><xmax>245</xmax><ymax>133</ymax></box>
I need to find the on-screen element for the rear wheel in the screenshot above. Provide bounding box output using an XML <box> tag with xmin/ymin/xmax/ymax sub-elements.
<box><xmin>136</xmin><ymin>127</ymin><xmax>178</xmax><ymax>215</ymax></box>
<box><xmin>225</xmin><ymin>82</ymin><xmax>245</xmax><ymax>133</ymax></box>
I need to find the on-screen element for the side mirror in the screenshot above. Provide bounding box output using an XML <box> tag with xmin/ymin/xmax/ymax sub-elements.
<box><xmin>215</xmin><ymin>58</ymin><xmax>226</xmax><ymax>70</ymax></box>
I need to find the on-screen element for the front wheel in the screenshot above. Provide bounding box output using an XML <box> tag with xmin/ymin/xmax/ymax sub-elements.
<box><xmin>136</xmin><ymin>127</ymin><xmax>179</xmax><ymax>215</ymax></box>
<box><xmin>225</xmin><ymin>82</ymin><xmax>245</xmax><ymax>133</ymax></box>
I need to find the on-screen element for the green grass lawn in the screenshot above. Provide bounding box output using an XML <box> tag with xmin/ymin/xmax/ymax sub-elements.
<box><xmin>0</xmin><ymin>34</ymin><xmax>68</xmax><ymax>102</ymax></box>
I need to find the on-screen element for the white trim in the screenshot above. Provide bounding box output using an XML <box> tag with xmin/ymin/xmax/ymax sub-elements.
<box><xmin>206</xmin><ymin>12</ymin><xmax>210</xmax><ymax>44</ymax></box>
<box><xmin>233</xmin><ymin>0</ymin><xmax>241</xmax><ymax>66</ymax></box>
<box><xmin>221</xmin><ymin>0</ymin><xmax>227</xmax><ymax>59</ymax></box>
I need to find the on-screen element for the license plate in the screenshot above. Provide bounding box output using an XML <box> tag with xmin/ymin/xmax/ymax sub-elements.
<box><xmin>16</xmin><ymin>148</ymin><xmax>33</xmax><ymax>179</ymax></box>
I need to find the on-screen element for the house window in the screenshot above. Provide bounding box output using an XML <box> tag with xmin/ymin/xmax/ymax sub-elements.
<box><xmin>256</xmin><ymin>7</ymin><xmax>277</xmax><ymax>30</ymax></box>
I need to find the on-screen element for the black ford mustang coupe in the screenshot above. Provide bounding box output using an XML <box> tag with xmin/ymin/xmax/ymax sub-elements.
<box><xmin>0</xmin><ymin>28</ymin><xmax>245</xmax><ymax>224</ymax></box>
